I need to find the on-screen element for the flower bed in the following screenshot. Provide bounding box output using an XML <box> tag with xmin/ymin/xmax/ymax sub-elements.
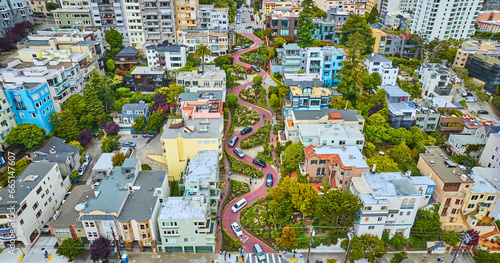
<box><xmin>240</xmin><ymin>198</ymin><xmax>278</xmax><ymax>247</ymax></box>
<box><xmin>232</xmin><ymin>63</ymin><xmax>255</xmax><ymax>74</ymax></box>
<box><xmin>223</xmin><ymin>180</ymin><xmax>250</xmax><ymax>209</ymax></box>
<box><xmin>221</xmin><ymin>224</ymin><xmax>243</xmax><ymax>251</ymax></box>
<box><xmin>240</xmin><ymin>123</ymin><xmax>271</xmax><ymax>149</ymax></box>
<box><xmin>232</xmin><ymin>105</ymin><xmax>260</xmax><ymax>126</ymax></box>
<box><xmin>240</xmin><ymin>85</ymin><xmax>267</xmax><ymax>109</ymax></box>
<box><xmin>227</xmin><ymin>150</ymin><xmax>264</xmax><ymax>178</ymax></box>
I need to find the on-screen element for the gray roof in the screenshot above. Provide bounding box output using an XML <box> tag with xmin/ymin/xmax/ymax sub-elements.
<box><xmin>283</xmin><ymin>43</ymin><xmax>300</xmax><ymax>50</ymax></box>
<box><xmin>420</xmin><ymin>146</ymin><xmax>474</xmax><ymax>183</ymax></box>
<box><xmin>388</xmin><ymin>102</ymin><xmax>415</xmax><ymax>115</ymax></box>
<box><xmin>92</xmin><ymin>153</ymin><xmax>115</xmax><ymax>171</ymax></box>
<box><xmin>184</xmin><ymin>150</ymin><xmax>219</xmax><ymax>184</ymax></box>
<box><xmin>367</xmin><ymin>53</ymin><xmax>391</xmax><ymax>63</ymax></box>
<box><xmin>78</xmin><ymin>214</ymin><xmax>117</xmax><ymax>221</ymax></box>
<box><xmin>293</xmin><ymin>109</ymin><xmax>364</xmax><ymax>122</ymax></box>
<box><xmin>117</xmin><ymin>46</ymin><xmax>139</xmax><ymax>57</ymax></box>
<box><xmin>470</xmin><ymin>173</ymin><xmax>498</xmax><ymax>194</ymax></box>
<box><xmin>158</xmin><ymin>196</ymin><xmax>207</xmax><ymax>220</ymax></box>
<box><xmin>51</xmin><ymin>185</ymin><xmax>95</xmax><ymax>229</ymax></box>
<box><xmin>309</xmin><ymin>146</ymin><xmax>368</xmax><ymax>168</ymax></box>
<box><xmin>363</xmin><ymin>172</ymin><xmax>419</xmax><ymax>197</ymax></box>
<box><xmin>473</xmin><ymin>167</ymin><xmax>500</xmax><ymax>192</ymax></box>
<box><xmin>283</xmin><ymin>73</ymin><xmax>322</xmax><ymax>87</ymax></box>
<box><xmin>483</xmin><ymin>126</ymin><xmax>500</xmax><ymax>136</ymax></box>
<box><xmin>160</xmin><ymin>117</ymin><xmax>223</xmax><ymax>140</ymax></box>
<box><xmin>122</xmin><ymin>158</ymin><xmax>139</xmax><ymax>168</ymax></box>
<box><xmin>0</xmin><ymin>163</ymin><xmax>57</xmax><ymax>212</ymax></box>
<box><xmin>178</xmin><ymin>91</ymin><xmax>224</xmax><ymax>102</ymax></box>
<box><xmin>380</xmin><ymin>85</ymin><xmax>410</xmax><ymax>98</ymax></box>
<box><xmin>118</xmin><ymin>170</ymin><xmax>167</xmax><ymax>222</ymax></box>
<box><xmin>130</xmin><ymin>66</ymin><xmax>166</xmax><ymax>75</ymax></box>
<box><xmin>409</xmin><ymin>176</ymin><xmax>436</xmax><ymax>186</ymax></box>
<box><xmin>32</xmin><ymin>137</ymin><xmax>79</xmax><ymax>163</ymax></box>
<box><xmin>298</xmin><ymin>123</ymin><xmax>364</xmax><ymax>139</ymax></box>
<box><xmin>449</xmin><ymin>134</ymin><xmax>486</xmax><ymax>146</ymax></box>
<box><xmin>145</xmin><ymin>43</ymin><xmax>184</xmax><ymax>52</ymax></box>
<box><xmin>122</xmin><ymin>102</ymin><xmax>149</xmax><ymax>113</ymax></box>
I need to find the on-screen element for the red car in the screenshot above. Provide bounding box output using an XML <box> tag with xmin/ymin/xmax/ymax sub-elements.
<box><xmin>251</xmin><ymin>17</ymin><xmax>254</xmax><ymax>21</ymax></box>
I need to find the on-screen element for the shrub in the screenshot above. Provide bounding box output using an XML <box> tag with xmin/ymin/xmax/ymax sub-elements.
<box><xmin>493</xmin><ymin>96</ymin><xmax>500</xmax><ymax>109</ymax></box>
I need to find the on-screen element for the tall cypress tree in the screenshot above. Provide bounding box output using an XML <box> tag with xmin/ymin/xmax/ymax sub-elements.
<box><xmin>83</xmin><ymin>72</ymin><xmax>106</xmax><ymax>125</ymax></box>
<box><xmin>297</xmin><ymin>0</ymin><xmax>317</xmax><ymax>48</ymax></box>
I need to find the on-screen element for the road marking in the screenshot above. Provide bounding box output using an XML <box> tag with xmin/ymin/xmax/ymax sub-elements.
<box><xmin>17</xmin><ymin>255</ymin><xmax>24</xmax><ymax>261</ymax></box>
<box><xmin>240</xmin><ymin>235</ymin><xmax>249</xmax><ymax>243</ymax></box>
<box><xmin>47</xmin><ymin>254</ymin><xmax>54</xmax><ymax>261</ymax></box>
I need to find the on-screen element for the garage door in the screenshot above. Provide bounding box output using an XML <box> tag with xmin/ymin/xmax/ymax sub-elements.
<box><xmin>184</xmin><ymin>246</ymin><xmax>194</xmax><ymax>252</ymax></box>
<box><xmin>196</xmin><ymin>246</ymin><xmax>213</xmax><ymax>253</ymax></box>
<box><xmin>165</xmin><ymin>246</ymin><xmax>183</xmax><ymax>252</ymax></box>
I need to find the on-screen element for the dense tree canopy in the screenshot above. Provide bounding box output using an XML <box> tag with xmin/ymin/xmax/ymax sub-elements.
<box><xmin>337</xmin><ymin>32</ymin><xmax>367</xmax><ymax>100</ymax></box>
<box><xmin>341</xmin><ymin>234</ymin><xmax>387</xmax><ymax>261</ymax></box>
<box><xmin>282</xmin><ymin>142</ymin><xmax>305</xmax><ymax>172</ymax></box>
<box><xmin>339</xmin><ymin>15</ymin><xmax>375</xmax><ymax>54</ymax></box>
<box><xmin>50</xmin><ymin>110</ymin><xmax>80</xmax><ymax>142</ymax></box>
<box><xmin>6</xmin><ymin>123</ymin><xmax>46</xmax><ymax>149</ymax></box>
<box><xmin>57</xmin><ymin>238</ymin><xmax>84</xmax><ymax>261</ymax></box>
<box><xmin>315</xmin><ymin>190</ymin><xmax>362</xmax><ymax>237</ymax></box>
<box><xmin>269</xmin><ymin>177</ymin><xmax>319</xmax><ymax>217</ymax></box>
<box><xmin>297</xmin><ymin>0</ymin><xmax>317</xmax><ymax>47</ymax></box>
<box><xmin>105</xmin><ymin>29</ymin><xmax>124</xmax><ymax>49</ymax></box>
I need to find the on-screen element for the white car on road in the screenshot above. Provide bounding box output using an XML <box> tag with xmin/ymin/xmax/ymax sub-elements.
<box><xmin>231</xmin><ymin>222</ymin><xmax>243</xmax><ymax>237</ymax></box>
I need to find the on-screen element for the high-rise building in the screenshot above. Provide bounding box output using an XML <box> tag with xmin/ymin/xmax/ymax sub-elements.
<box><xmin>411</xmin><ymin>0</ymin><xmax>482</xmax><ymax>41</ymax></box>
<box><xmin>196</xmin><ymin>5</ymin><xmax>228</xmax><ymax>30</ymax></box>
<box><xmin>89</xmin><ymin>0</ymin><xmax>129</xmax><ymax>46</ymax></box>
<box><xmin>174</xmin><ymin>0</ymin><xmax>198</xmax><ymax>40</ymax></box>
<box><xmin>482</xmin><ymin>0</ymin><xmax>500</xmax><ymax>11</ymax></box>
<box><xmin>141</xmin><ymin>0</ymin><xmax>176</xmax><ymax>45</ymax></box>
<box><xmin>0</xmin><ymin>0</ymin><xmax>33</xmax><ymax>37</ymax></box>
<box><xmin>376</xmin><ymin>0</ymin><xmax>414</xmax><ymax>13</ymax></box>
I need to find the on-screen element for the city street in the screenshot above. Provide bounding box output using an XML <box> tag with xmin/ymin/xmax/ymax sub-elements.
<box><xmin>232</xmin><ymin>8</ymin><xmax>264</xmax><ymax>33</ymax></box>
<box><xmin>450</xmin><ymin>88</ymin><xmax>500</xmax><ymax>120</ymax></box>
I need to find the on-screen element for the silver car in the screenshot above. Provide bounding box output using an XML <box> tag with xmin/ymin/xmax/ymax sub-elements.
<box><xmin>231</xmin><ymin>222</ymin><xmax>243</xmax><ymax>237</ymax></box>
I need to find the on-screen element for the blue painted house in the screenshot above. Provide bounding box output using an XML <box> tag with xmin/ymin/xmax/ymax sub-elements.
<box><xmin>283</xmin><ymin>85</ymin><xmax>333</xmax><ymax>117</ymax></box>
<box><xmin>3</xmin><ymin>83</ymin><xmax>55</xmax><ymax>133</ymax></box>
<box><xmin>321</xmin><ymin>46</ymin><xmax>345</xmax><ymax>87</ymax></box>
<box><xmin>120</xmin><ymin>101</ymin><xmax>150</xmax><ymax>134</ymax></box>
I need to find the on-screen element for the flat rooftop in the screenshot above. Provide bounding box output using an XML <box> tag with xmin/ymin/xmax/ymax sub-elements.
<box><xmin>177</xmin><ymin>68</ymin><xmax>226</xmax><ymax>80</ymax></box>
<box><xmin>470</xmin><ymin>173</ymin><xmax>498</xmax><ymax>195</ymax></box>
<box><xmin>130</xmin><ymin>66</ymin><xmax>165</xmax><ymax>75</ymax></box>
<box><xmin>449</xmin><ymin>134</ymin><xmax>486</xmax><ymax>145</ymax></box>
<box><xmin>178</xmin><ymin>91</ymin><xmax>224</xmax><ymax>103</ymax></box>
<box><xmin>92</xmin><ymin>153</ymin><xmax>115</xmax><ymax>171</ymax></box>
<box><xmin>160</xmin><ymin>117</ymin><xmax>223</xmax><ymax>140</ymax></box>
<box><xmin>303</xmin><ymin>145</ymin><xmax>368</xmax><ymax>168</ymax></box>
<box><xmin>363</xmin><ymin>172</ymin><xmax>420</xmax><ymax>197</ymax></box>
<box><xmin>158</xmin><ymin>196</ymin><xmax>207</xmax><ymax>220</ymax></box>
<box><xmin>290</xmin><ymin>86</ymin><xmax>332</xmax><ymax>97</ymax></box>
<box><xmin>297</xmin><ymin>123</ymin><xmax>364</xmax><ymax>139</ymax></box>
<box><xmin>184</xmin><ymin>150</ymin><xmax>219</xmax><ymax>185</ymax></box>
<box><xmin>419</xmin><ymin>146</ymin><xmax>473</xmax><ymax>183</ymax></box>
<box><xmin>293</xmin><ymin>109</ymin><xmax>364</xmax><ymax>122</ymax></box>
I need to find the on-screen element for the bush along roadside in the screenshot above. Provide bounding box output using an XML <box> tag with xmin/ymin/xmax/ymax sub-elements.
<box><xmin>240</xmin><ymin>123</ymin><xmax>272</xmax><ymax>149</ymax></box>
<box><xmin>227</xmin><ymin>149</ymin><xmax>264</xmax><ymax>178</ymax></box>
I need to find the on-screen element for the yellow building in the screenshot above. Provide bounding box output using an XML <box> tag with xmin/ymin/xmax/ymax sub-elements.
<box><xmin>366</xmin><ymin>0</ymin><xmax>377</xmax><ymax>13</ymax></box>
<box><xmin>175</xmin><ymin>0</ymin><xmax>199</xmax><ymax>39</ymax></box>
<box><xmin>417</xmin><ymin>146</ymin><xmax>473</xmax><ymax>230</ymax></box>
<box><xmin>462</xmin><ymin>172</ymin><xmax>499</xmax><ymax>228</ymax></box>
<box><xmin>371</xmin><ymin>28</ymin><xmax>387</xmax><ymax>54</ymax></box>
<box><xmin>0</xmin><ymin>90</ymin><xmax>17</xmax><ymax>150</ymax></box>
<box><xmin>154</xmin><ymin>118</ymin><xmax>223</xmax><ymax>180</ymax></box>
<box><xmin>263</xmin><ymin>0</ymin><xmax>297</xmax><ymax>15</ymax></box>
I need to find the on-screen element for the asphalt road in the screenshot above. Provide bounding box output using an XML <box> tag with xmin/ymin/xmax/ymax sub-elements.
<box><xmin>233</xmin><ymin>8</ymin><xmax>264</xmax><ymax>33</ymax></box>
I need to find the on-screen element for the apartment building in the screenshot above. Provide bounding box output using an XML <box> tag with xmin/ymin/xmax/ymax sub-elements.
<box><xmin>92</xmin><ymin>152</ymin><xmax>115</xmax><ymax>179</ymax></box>
<box><xmin>464</xmin><ymin>52</ymin><xmax>500</xmax><ymax>94</ymax></box>
<box><xmin>462</xmin><ymin>172</ymin><xmax>498</xmax><ymax>228</ymax></box>
<box><xmin>419</xmin><ymin>63</ymin><xmax>453</xmax><ymax>96</ymax></box>
<box><xmin>474</xmin><ymin>167</ymin><xmax>500</xmax><ymax>220</ymax></box>
<box><xmin>0</xmin><ymin>50</ymin><xmax>89</xmax><ymax>111</ymax></box>
<box><xmin>263</xmin><ymin>0</ymin><xmax>296</xmax><ymax>15</ymax></box>
<box><xmin>176</xmin><ymin>66</ymin><xmax>226</xmax><ymax>95</ymax></box>
<box><xmin>413</xmin><ymin>100</ymin><xmax>440</xmax><ymax>132</ymax></box>
<box><xmin>115</xmin><ymin>46</ymin><xmax>140</xmax><ymax>71</ymax></box>
<box><xmin>0</xmin><ymin>163</ymin><xmax>70</xmax><ymax>247</ymax></box>
<box><xmin>302</xmin><ymin>145</ymin><xmax>369</xmax><ymax>190</ymax></box>
<box><xmin>89</xmin><ymin>0</ymin><xmax>129</xmax><ymax>46</ymax></box>
<box><xmin>283</xmin><ymin>108</ymin><xmax>365</xmax><ymax>143</ymax></box>
<box><xmin>371</xmin><ymin>28</ymin><xmax>387</xmax><ymax>55</ymax></box>
<box><xmin>0</xmin><ymin>90</ymin><xmax>17</xmax><ymax>150</ymax></box>
<box><xmin>326</xmin><ymin>7</ymin><xmax>349</xmax><ymax>25</ymax></box>
<box><xmin>282</xmin><ymin>85</ymin><xmax>333</xmax><ymax>118</ymax></box>
<box><xmin>155</xmin><ymin>117</ymin><xmax>223</xmax><ymax>180</ymax></box>
<box><xmin>30</xmin><ymin>137</ymin><xmax>81</xmax><ymax>177</ymax></box>
<box><xmin>411</xmin><ymin>0</ymin><xmax>482</xmax><ymax>41</ymax></box>
<box><xmin>2</xmin><ymin>83</ymin><xmax>55</xmax><ymax>133</ymax></box>
<box><xmin>479</xmin><ymin>132</ymin><xmax>500</xmax><ymax>168</ymax></box>
<box><xmin>180</xmin><ymin>31</ymin><xmax>228</xmax><ymax>63</ymax></box>
<box><xmin>79</xmin><ymin>158</ymin><xmax>169</xmax><ymax>252</ymax></box>
<box><xmin>365</xmin><ymin>53</ymin><xmax>398</xmax><ymax>85</ymax></box>
<box><xmin>265</xmin><ymin>11</ymin><xmax>299</xmax><ymax>39</ymax></box>
<box><xmin>0</xmin><ymin>0</ymin><xmax>33</xmax><ymax>38</ymax></box>
<box><xmin>123</xmin><ymin>0</ymin><xmax>144</xmax><ymax>47</ymax></box>
<box><xmin>381</xmin><ymin>12</ymin><xmax>413</xmax><ymax>30</ymax></box>
<box><xmin>275</xmin><ymin>43</ymin><xmax>301</xmax><ymax>74</ymax></box>
<box><xmin>351</xmin><ymin>172</ymin><xmax>434</xmax><ymax>238</ymax></box>
<box><xmin>313</xmin><ymin>0</ymin><xmax>363</xmax><ymax>13</ymax></box>
<box><xmin>483</xmin><ymin>0</ymin><xmax>500</xmax><ymax>11</ymax></box>
<box><xmin>128</xmin><ymin>67</ymin><xmax>168</xmax><ymax>92</ymax></box>
<box><xmin>311</xmin><ymin>19</ymin><xmax>337</xmax><ymax>43</ymax></box>
<box><xmin>343</xmin><ymin>1</ymin><xmax>365</xmax><ymax>16</ymax></box>
<box><xmin>176</xmin><ymin>91</ymin><xmax>223</xmax><ymax>119</ymax></box>
<box><xmin>28</xmin><ymin>0</ymin><xmax>55</xmax><ymax>16</ymax></box>
<box><xmin>376</xmin><ymin>0</ymin><xmax>414</xmax><ymax>13</ymax></box>
<box><xmin>417</xmin><ymin>147</ymin><xmax>474</xmax><ymax>228</ymax></box>
<box><xmin>447</xmin><ymin>134</ymin><xmax>485</xmax><ymax>158</ymax></box>
<box><xmin>157</xmin><ymin>150</ymin><xmax>219</xmax><ymax>253</ymax></box>
<box><xmin>197</xmin><ymin>5</ymin><xmax>228</xmax><ymax>29</ymax></box>
<box><xmin>366</xmin><ymin>0</ymin><xmax>376</xmax><ymax>12</ymax></box>
<box><xmin>296</xmin><ymin>123</ymin><xmax>365</xmax><ymax>150</ymax></box>
<box><xmin>174</xmin><ymin>0</ymin><xmax>198</xmax><ymax>37</ymax></box>
<box><xmin>141</xmin><ymin>0</ymin><xmax>176</xmax><ymax>45</ymax></box>
<box><xmin>49</xmin><ymin>185</ymin><xmax>95</xmax><ymax>244</ymax></box>
<box><xmin>452</xmin><ymin>40</ymin><xmax>498</xmax><ymax>68</ymax></box>
<box><xmin>379</xmin><ymin>85</ymin><xmax>416</xmax><ymax>129</ymax></box>
<box><xmin>145</xmin><ymin>42</ymin><xmax>188</xmax><ymax>71</ymax></box>
<box><xmin>476</xmin><ymin>126</ymin><xmax>500</xmax><ymax>142</ymax></box>
<box><xmin>52</xmin><ymin>8</ymin><xmax>93</xmax><ymax>27</ymax></box>
<box><xmin>384</xmin><ymin>33</ymin><xmax>420</xmax><ymax>59</ymax></box>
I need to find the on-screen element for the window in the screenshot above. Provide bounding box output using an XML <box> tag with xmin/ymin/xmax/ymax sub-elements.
<box><xmin>191</xmin><ymin>238</ymin><xmax>196</xmax><ymax>243</ymax></box>
<box><xmin>471</xmin><ymin>195</ymin><xmax>478</xmax><ymax>200</ymax></box>
<box><xmin>165</xmin><ymin>238</ymin><xmax>176</xmax><ymax>243</ymax></box>
<box><xmin>364</xmin><ymin>206</ymin><xmax>372</xmax><ymax>211</ymax></box>
<box><xmin>32</xmin><ymin>201</ymin><xmax>39</xmax><ymax>210</ymax></box>
<box><xmin>20</xmin><ymin>113</ymin><xmax>25</xmax><ymax>118</ymax></box>
<box><xmin>123</xmin><ymin>225</ymin><xmax>128</xmax><ymax>230</ymax></box>
<box><xmin>32</xmin><ymin>113</ymin><xmax>37</xmax><ymax>118</ymax></box>
<box><xmin>381</xmin><ymin>206</ymin><xmax>388</xmax><ymax>210</ymax></box>
<box><xmin>368</xmin><ymin>226</ymin><xmax>375</xmax><ymax>230</ymax></box>
<box><xmin>36</xmin><ymin>187</ymin><xmax>42</xmax><ymax>194</ymax></box>
<box><xmin>163</xmin><ymin>230</ymin><xmax>178</xmax><ymax>235</ymax></box>
<box><xmin>311</xmin><ymin>160</ymin><xmax>317</xmax><ymax>164</ymax></box>
<box><xmin>455</xmin><ymin>199</ymin><xmax>461</xmax><ymax>205</ymax></box>
<box><xmin>407</xmin><ymin>212</ymin><xmax>411</xmax><ymax>216</ymax></box>
<box><xmin>140</xmin><ymin>225</ymin><xmax>145</xmax><ymax>229</ymax></box>
<box><xmin>319</xmin><ymin>160</ymin><xmax>326</xmax><ymax>164</ymax></box>
<box><xmin>365</xmin><ymin>218</ymin><xmax>369</xmax><ymax>222</ymax></box>
<box><xmin>487</xmin><ymin>196</ymin><xmax>495</xmax><ymax>201</ymax></box>
<box><xmin>378</xmin><ymin>217</ymin><xmax>383</xmax><ymax>221</ymax></box>
<box><xmin>399</xmin><ymin>212</ymin><xmax>403</xmax><ymax>216</ymax></box>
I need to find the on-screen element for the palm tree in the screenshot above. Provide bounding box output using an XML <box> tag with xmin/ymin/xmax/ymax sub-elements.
<box><xmin>194</xmin><ymin>43</ymin><xmax>212</xmax><ymax>73</ymax></box>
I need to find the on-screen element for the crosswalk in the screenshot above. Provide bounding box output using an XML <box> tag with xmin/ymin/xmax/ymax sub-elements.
<box><xmin>235</xmin><ymin>29</ymin><xmax>255</xmax><ymax>33</ymax></box>
<box><xmin>247</xmin><ymin>253</ymin><xmax>287</xmax><ymax>263</ymax></box>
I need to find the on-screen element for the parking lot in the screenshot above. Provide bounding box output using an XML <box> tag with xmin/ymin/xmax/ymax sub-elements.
<box><xmin>451</xmin><ymin>89</ymin><xmax>500</xmax><ymax>120</ymax></box>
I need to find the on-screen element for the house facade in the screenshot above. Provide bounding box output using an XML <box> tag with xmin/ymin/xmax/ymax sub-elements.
<box><xmin>282</xmin><ymin>85</ymin><xmax>333</xmax><ymax>117</ymax></box>
<box><xmin>120</xmin><ymin>102</ymin><xmax>150</xmax><ymax>134</ymax></box>
<box><xmin>479</xmin><ymin>132</ymin><xmax>500</xmax><ymax>168</ymax></box>
<box><xmin>0</xmin><ymin>90</ymin><xmax>17</xmax><ymax>150</ymax></box>
<box><xmin>145</xmin><ymin>42</ymin><xmax>189</xmax><ymax>71</ymax></box>
<box><xmin>447</xmin><ymin>134</ymin><xmax>486</xmax><ymax>159</ymax></box>
<box><xmin>419</xmin><ymin>63</ymin><xmax>453</xmax><ymax>96</ymax></box>
<box><xmin>180</xmin><ymin>31</ymin><xmax>229</xmax><ymax>63</ymax></box>
<box><xmin>115</xmin><ymin>47</ymin><xmax>140</xmax><ymax>71</ymax></box>
<box><xmin>31</xmin><ymin>137</ymin><xmax>81</xmax><ymax>177</ymax></box>
<box><xmin>365</xmin><ymin>53</ymin><xmax>398</xmax><ymax>85</ymax></box>
<box><xmin>129</xmin><ymin>67</ymin><xmax>168</xmax><ymax>92</ymax></box>
<box><xmin>379</xmin><ymin>85</ymin><xmax>416</xmax><ymax>129</ymax></box>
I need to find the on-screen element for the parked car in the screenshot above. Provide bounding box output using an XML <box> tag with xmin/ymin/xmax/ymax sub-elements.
<box><xmin>42</xmin><ymin>225</ymin><xmax>51</xmax><ymax>234</ymax></box>
<box><xmin>243</xmin><ymin>44</ymin><xmax>250</xmax><ymax>48</ymax></box>
<box><xmin>231</xmin><ymin>198</ymin><xmax>247</xmax><ymax>212</ymax></box>
<box><xmin>266</xmin><ymin>174</ymin><xmax>273</xmax><ymax>187</ymax></box>
<box><xmin>123</xmin><ymin>142</ymin><xmax>136</xmax><ymax>148</ymax></box>
<box><xmin>229</xmin><ymin>135</ymin><xmax>239</xmax><ymax>147</ymax></box>
<box><xmin>242</xmin><ymin>19</ymin><xmax>246</xmax><ymax>23</ymax></box>
<box><xmin>466</xmin><ymin>97</ymin><xmax>477</xmax><ymax>103</ymax></box>
<box><xmin>251</xmin><ymin>17</ymin><xmax>254</xmax><ymax>21</ymax></box>
<box><xmin>231</xmin><ymin>222</ymin><xmax>244</xmax><ymax>237</ymax></box>
<box><xmin>233</xmin><ymin>147</ymin><xmax>245</xmax><ymax>158</ymax></box>
<box><xmin>84</xmin><ymin>154</ymin><xmax>91</xmax><ymax>164</ymax></box>
<box><xmin>78</xmin><ymin>164</ymin><xmax>87</xmax><ymax>176</ymax></box>
<box><xmin>245</xmin><ymin>25</ymin><xmax>252</xmax><ymax>29</ymax></box>
<box><xmin>461</xmin><ymin>93</ymin><xmax>468</xmax><ymax>97</ymax></box>
<box><xmin>234</xmin><ymin>46</ymin><xmax>242</xmax><ymax>51</ymax></box>
<box><xmin>142</xmin><ymin>132</ymin><xmax>155</xmax><ymax>138</ymax></box>
<box><xmin>253</xmin><ymin>244</ymin><xmax>266</xmax><ymax>262</ymax></box>
<box><xmin>478</xmin><ymin>110</ymin><xmax>489</xmax><ymax>114</ymax></box>
<box><xmin>241</xmin><ymin>126</ymin><xmax>252</xmax><ymax>135</ymax></box>
<box><xmin>253</xmin><ymin>158</ymin><xmax>266</xmax><ymax>168</ymax></box>
<box><xmin>251</xmin><ymin>65</ymin><xmax>261</xmax><ymax>72</ymax></box>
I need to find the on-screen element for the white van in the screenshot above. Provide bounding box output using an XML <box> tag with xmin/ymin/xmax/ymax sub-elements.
<box><xmin>231</xmin><ymin>198</ymin><xmax>247</xmax><ymax>213</ymax></box>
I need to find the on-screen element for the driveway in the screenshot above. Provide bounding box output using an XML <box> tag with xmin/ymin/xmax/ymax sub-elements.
<box><xmin>79</xmin><ymin>139</ymin><xmax>102</xmax><ymax>185</ymax></box>
<box><xmin>222</xmin><ymin>33</ymin><xmax>278</xmax><ymax>254</ymax></box>
<box><xmin>131</xmin><ymin>134</ymin><xmax>166</xmax><ymax>171</ymax></box>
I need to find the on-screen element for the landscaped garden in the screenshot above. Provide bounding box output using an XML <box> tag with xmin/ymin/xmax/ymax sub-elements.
<box><xmin>240</xmin><ymin>82</ymin><xmax>267</xmax><ymax>109</ymax></box>
<box><xmin>223</xmin><ymin>180</ymin><xmax>251</xmax><ymax>209</ymax></box>
<box><xmin>227</xmin><ymin>151</ymin><xmax>264</xmax><ymax>178</ymax></box>
<box><xmin>232</xmin><ymin>105</ymin><xmax>260</xmax><ymax>126</ymax></box>
<box><xmin>239</xmin><ymin>123</ymin><xmax>271</xmax><ymax>149</ymax></box>
<box><xmin>239</xmin><ymin>45</ymin><xmax>271</xmax><ymax>71</ymax></box>
<box><xmin>221</xmin><ymin>225</ymin><xmax>243</xmax><ymax>251</ymax></box>
<box><xmin>240</xmin><ymin>197</ymin><xmax>280</xmax><ymax>246</ymax></box>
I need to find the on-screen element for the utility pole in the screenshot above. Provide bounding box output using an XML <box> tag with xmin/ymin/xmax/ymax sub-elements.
<box><xmin>110</xmin><ymin>226</ymin><xmax>122</xmax><ymax>263</ymax></box>
<box><xmin>451</xmin><ymin>229</ymin><xmax>470</xmax><ymax>263</ymax></box>
<box><xmin>306</xmin><ymin>226</ymin><xmax>315</xmax><ymax>263</ymax></box>
<box><xmin>344</xmin><ymin>228</ymin><xmax>353</xmax><ymax>263</ymax></box>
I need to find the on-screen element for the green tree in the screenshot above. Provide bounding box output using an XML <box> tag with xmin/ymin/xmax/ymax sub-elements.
<box><xmin>68</xmin><ymin>141</ymin><xmax>84</xmax><ymax>154</ymax></box>
<box><xmin>337</xmin><ymin>32</ymin><xmax>367</xmax><ymax>100</ymax></box>
<box><xmin>410</xmin><ymin>204</ymin><xmax>442</xmax><ymax>241</ymax></box>
<box><xmin>315</xmin><ymin>190</ymin><xmax>362</xmax><ymax>237</ymax></box>
<box><xmin>45</xmin><ymin>2</ymin><xmax>59</xmax><ymax>11</ymax></box>
<box><xmin>366</xmin><ymin>7</ymin><xmax>380</xmax><ymax>24</ymax></box>
<box><xmin>62</xmin><ymin>94</ymin><xmax>87</xmax><ymax>128</ymax></box>
<box><xmin>341</xmin><ymin>234</ymin><xmax>387</xmax><ymax>261</ymax></box>
<box><xmin>147</xmin><ymin>110</ymin><xmax>164</xmax><ymax>132</ymax></box>
<box><xmin>275</xmin><ymin>37</ymin><xmax>286</xmax><ymax>47</ymax></box>
<box><xmin>442</xmin><ymin>230</ymin><xmax>460</xmax><ymax>246</ymax></box>
<box><xmin>364</xmin><ymin>112</ymin><xmax>389</xmax><ymax>143</ymax></box>
<box><xmin>253</xmin><ymin>75</ymin><xmax>263</xmax><ymax>85</ymax></box>
<box><xmin>101</xmin><ymin>135</ymin><xmax>120</xmax><ymax>153</ymax></box>
<box><xmin>132</xmin><ymin>116</ymin><xmax>146</xmax><ymax>134</ymax></box>
<box><xmin>87</xmin><ymin>71</ymin><xmax>115</xmax><ymax>111</ymax></box>
<box><xmin>389</xmin><ymin>233</ymin><xmax>406</xmax><ymax>249</ymax></box>
<box><xmin>161</xmin><ymin>84</ymin><xmax>185</xmax><ymax>103</ymax></box>
<box><xmin>112</xmin><ymin>152</ymin><xmax>127</xmax><ymax>167</ymax></box>
<box><xmin>263</xmin><ymin>28</ymin><xmax>271</xmax><ymax>37</ymax></box>
<box><xmin>339</xmin><ymin>15</ymin><xmax>375</xmax><ymax>54</ymax></box>
<box><xmin>105</xmin><ymin>28</ymin><xmax>123</xmax><ymax>49</ymax></box>
<box><xmin>474</xmin><ymin>250</ymin><xmax>500</xmax><ymax>263</ymax></box>
<box><xmin>367</xmin><ymin>155</ymin><xmax>399</xmax><ymax>172</ymax></box>
<box><xmin>141</xmin><ymin>164</ymin><xmax>152</xmax><ymax>170</ymax></box>
<box><xmin>391</xmin><ymin>252</ymin><xmax>408</xmax><ymax>263</ymax></box>
<box><xmin>269</xmin><ymin>94</ymin><xmax>280</xmax><ymax>109</ymax></box>
<box><xmin>276</xmin><ymin>225</ymin><xmax>298</xmax><ymax>249</ymax></box>
<box><xmin>5</xmin><ymin>123</ymin><xmax>46</xmax><ymax>149</ymax></box>
<box><xmin>106</xmin><ymin>59</ymin><xmax>115</xmax><ymax>72</ymax></box>
<box><xmin>226</xmin><ymin>94</ymin><xmax>239</xmax><ymax>108</ymax></box>
<box><xmin>56</xmin><ymin>238</ymin><xmax>84</xmax><ymax>261</ymax></box>
<box><xmin>194</xmin><ymin>43</ymin><xmax>212</xmax><ymax>73</ymax></box>
<box><xmin>389</xmin><ymin>142</ymin><xmax>412</xmax><ymax>164</ymax></box>
<box><xmin>50</xmin><ymin>110</ymin><xmax>80</xmax><ymax>142</ymax></box>
<box><xmin>83</xmin><ymin>71</ymin><xmax>106</xmax><ymax>124</ymax></box>
<box><xmin>282</xmin><ymin>142</ymin><xmax>304</xmax><ymax>172</ymax></box>
<box><xmin>269</xmin><ymin>177</ymin><xmax>318</xmax><ymax>218</ymax></box>
<box><xmin>297</xmin><ymin>0</ymin><xmax>317</xmax><ymax>47</ymax></box>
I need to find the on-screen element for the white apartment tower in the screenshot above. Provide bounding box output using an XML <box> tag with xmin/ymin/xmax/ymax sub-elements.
<box><xmin>377</xmin><ymin>0</ymin><xmax>415</xmax><ymax>13</ymax></box>
<box><xmin>89</xmin><ymin>0</ymin><xmax>129</xmax><ymax>46</ymax></box>
<box><xmin>411</xmin><ymin>0</ymin><xmax>482</xmax><ymax>41</ymax></box>
<box><xmin>0</xmin><ymin>0</ymin><xmax>33</xmax><ymax>37</ymax></box>
<box><xmin>124</xmin><ymin>0</ymin><xmax>144</xmax><ymax>47</ymax></box>
<box><xmin>141</xmin><ymin>0</ymin><xmax>177</xmax><ymax>45</ymax></box>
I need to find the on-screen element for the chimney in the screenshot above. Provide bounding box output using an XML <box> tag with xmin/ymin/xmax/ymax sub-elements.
<box><xmin>371</xmin><ymin>164</ymin><xmax>377</xmax><ymax>174</ymax></box>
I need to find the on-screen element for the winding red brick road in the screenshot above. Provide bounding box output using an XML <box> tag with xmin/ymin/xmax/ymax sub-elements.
<box><xmin>222</xmin><ymin>33</ymin><xmax>279</xmax><ymax>253</ymax></box>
